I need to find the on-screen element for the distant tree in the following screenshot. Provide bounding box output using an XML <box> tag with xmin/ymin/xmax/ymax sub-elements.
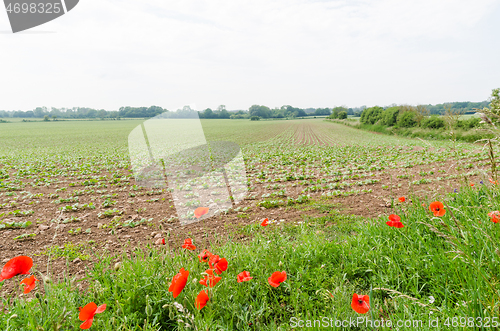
<box><xmin>118</xmin><ymin>106</ymin><xmax>166</xmax><ymax>118</ymax></box>
<box><xmin>360</xmin><ymin>106</ymin><xmax>383</xmax><ymax>124</ymax></box>
<box><xmin>49</xmin><ymin>107</ymin><xmax>62</xmax><ymax>118</ymax></box>
<box><xmin>250</xmin><ymin>116</ymin><xmax>260</xmax><ymax>121</ymax></box>
<box><xmin>230</xmin><ymin>110</ymin><xmax>249</xmax><ymax>119</ymax></box>
<box><xmin>337</xmin><ymin>111</ymin><xmax>348</xmax><ymax>119</ymax></box>
<box><xmin>314</xmin><ymin>108</ymin><xmax>331</xmax><ymax>116</ymax></box>
<box><xmin>249</xmin><ymin>105</ymin><xmax>270</xmax><ymax>118</ymax></box>
<box><xmin>454</xmin><ymin>117</ymin><xmax>481</xmax><ymax>130</ymax></box>
<box><xmin>396</xmin><ymin>111</ymin><xmax>417</xmax><ymax>127</ymax></box>
<box><xmin>146</xmin><ymin>106</ymin><xmax>165</xmax><ymax>117</ymax></box>
<box><xmin>420</xmin><ymin>115</ymin><xmax>445</xmax><ymax>129</ymax></box>
<box><xmin>332</xmin><ymin>106</ymin><xmax>349</xmax><ymax>114</ymax></box>
<box><xmin>281</xmin><ymin>106</ymin><xmax>306</xmax><ymax>118</ymax></box>
<box><xmin>33</xmin><ymin>107</ymin><xmax>47</xmax><ymax>118</ymax></box>
<box><xmin>87</xmin><ymin>109</ymin><xmax>97</xmax><ymax>118</ymax></box>
<box><xmin>204</xmin><ymin>105</ymin><xmax>231</xmax><ymax>119</ymax></box>
<box><xmin>43</xmin><ymin>115</ymin><xmax>50</xmax><ymax>121</ymax></box>
<box><xmin>330</xmin><ymin>109</ymin><xmax>338</xmax><ymax>119</ymax></box>
<box><xmin>380</xmin><ymin>106</ymin><xmax>400</xmax><ymax>126</ymax></box>
<box><xmin>202</xmin><ymin>108</ymin><xmax>214</xmax><ymax>119</ymax></box>
<box><xmin>230</xmin><ymin>114</ymin><xmax>247</xmax><ymax>119</ymax></box>
<box><xmin>397</xmin><ymin>105</ymin><xmax>429</xmax><ymax>126</ymax></box>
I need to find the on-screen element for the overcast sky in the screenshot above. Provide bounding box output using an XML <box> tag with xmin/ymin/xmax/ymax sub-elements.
<box><xmin>1</xmin><ymin>0</ymin><xmax>499</xmax><ymax>111</ymax></box>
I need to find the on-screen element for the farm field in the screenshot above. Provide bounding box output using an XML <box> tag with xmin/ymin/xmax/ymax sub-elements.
<box><xmin>0</xmin><ymin>118</ymin><xmax>499</xmax><ymax>330</ymax></box>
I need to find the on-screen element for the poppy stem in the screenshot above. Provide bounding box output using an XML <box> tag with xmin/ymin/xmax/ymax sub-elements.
<box><xmin>443</xmin><ymin>202</ymin><xmax>462</xmax><ymax>232</ymax></box>
<box><xmin>369</xmin><ymin>284</ymin><xmax>373</xmax><ymax>324</ymax></box>
<box><xmin>15</xmin><ymin>275</ymin><xmax>20</xmax><ymax>300</ymax></box>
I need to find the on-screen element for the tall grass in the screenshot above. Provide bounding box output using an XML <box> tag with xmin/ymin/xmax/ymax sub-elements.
<box><xmin>1</xmin><ymin>183</ymin><xmax>500</xmax><ymax>330</ymax></box>
<box><xmin>328</xmin><ymin>119</ymin><xmax>494</xmax><ymax>143</ymax></box>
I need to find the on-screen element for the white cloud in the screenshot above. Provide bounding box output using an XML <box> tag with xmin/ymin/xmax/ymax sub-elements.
<box><xmin>0</xmin><ymin>0</ymin><xmax>499</xmax><ymax>110</ymax></box>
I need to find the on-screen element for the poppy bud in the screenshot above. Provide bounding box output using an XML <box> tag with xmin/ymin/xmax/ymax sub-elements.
<box><xmin>114</xmin><ymin>262</ymin><xmax>121</xmax><ymax>271</ymax></box>
<box><xmin>162</xmin><ymin>304</ymin><xmax>169</xmax><ymax>309</ymax></box>
<box><xmin>10</xmin><ymin>314</ymin><xmax>17</xmax><ymax>319</ymax></box>
<box><xmin>43</xmin><ymin>275</ymin><xmax>51</xmax><ymax>283</ymax></box>
<box><xmin>35</xmin><ymin>292</ymin><xmax>41</xmax><ymax>299</ymax></box>
<box><xmin>145</xmin><ymin>304</ymin><xmax>153</xmax><ymax>317</ymax></box>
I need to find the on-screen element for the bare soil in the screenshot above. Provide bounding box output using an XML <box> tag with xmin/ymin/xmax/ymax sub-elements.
<box><xmin>0</xmin><ymin>155</ymin><xmax>487</xmax><ymax>295</ymax></box>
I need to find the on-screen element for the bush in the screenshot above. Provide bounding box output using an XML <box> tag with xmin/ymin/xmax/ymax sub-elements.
<box><xmin>250</xmin><ymin>116</ymin><xmax>260</xmax><ymax>121</ymax></box>
<box><xmin>454</xmin><ymin>117</ymin><xmax>481</xmax><ymax>130</ymax></box>
<box><xmin>337</xmin><ymin>111</ymin><xmax>347</xmax><ymax>119</ymax></box>
<box><xmin>231</xmin><ymin>114</ymin><xmax>248</xmax><ymax>119</ymax></box>
<box><xmin>380</xmin><ymin>107</ymin><xmax>400</xmax><ymax>126</ymax></box>
<box><xmin>396</xmin><ymin>111</ymin><xmax>417</xmax><ymax>128</ymax></box>
<box><xmin>420</xmin><ymin>115</ymin><xmax>445</xmax><ymax>129</ymax></box>
<box><xmin>360</xmin><ymin>106</ymin><xmax>383</xmax><ymax>124</ymax></box>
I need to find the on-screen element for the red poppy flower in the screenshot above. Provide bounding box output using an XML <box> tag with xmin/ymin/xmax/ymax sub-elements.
<box><xmin>398</xmin><ymin>197</ymin><xmax>406</xmax><ymax>202</ymax></box>
<box><xmin>488</xmin><ymin>211</ymin><xmax>500</xmax><ymax>223</ymax></box>
<box><xmin>489</xmin><ymin>178</ymin><xmax>498</xmax><ymax>185</ymax></box>
<box><xmin>429</xmin><ymin>201</ymin><xmax>446</xmax><ymax>217</ymax></box>
<box><xmin>195</xmin><ymin>290</ymin><xmax>209</xmax><ymax>310</ymax></box>
<box><xmin>0</xmin><ymin>256</ymin><xmax>33</xmax><ymax>281</ymax></box>
<box><xmin>199</xmin><ymin>269</ymin><xmax>221</xmax><ymax>287</ymax></box>
<box><xmin>386</xmin><ymin>214</ymin><xmax>404</xmax><ymax>228</ymax></box>
<box><xmin>182</xmin><ymin>238</ymin><xmax>196</xmax><ymax>250</ymax></box>
<box><xmin>78</xmin><ymin>302</ymin><xmax>106</xmax><ymax>329</ymax></box>
<box><xmin>260</xmin><ymin>218</ymin><xmax>269</xmax><ymax>226</ymax></box>
<box><xmin>237</xmin><ymin>271</ymin><xmax>253</xmax><ymax>283</ymax></box>
<box><xmin>208</xmin><ymin>254</ymin><xmax>221</xmax><ymax>267</ymax></box>
<box><xmin>169</xmin><ymin>268</ymin><xmax>189</xmax><ymax>298</ymax></box>
<box><xmin>198</xmin><ymin>250</ymin><xmax>213</xmax><ymax>263</ymax></box>
<box><xmin>470</xmin><ymin>182</ymin><xmax>475</xmax><ymax>187</ymax></box>
<box><xmin>213</xmin><ymin>258</ymin><xmax>228</xmax><ymax>275</ymax></box>
<box><xmin>268</xmin><ymin>271</ymin><xmax>287</xmax><ymax>287</ymax></box>
<box><xmin>207</xmin><ymin>254</ymin><xmax>228</xmax><ymax>274</ymax></box>
<box><xmin>351</xmin><ymin>293</ymin><xmax>370</xmax><ymax>314</ymax></box>
<box><xmin>161</xmin><ymin>238</ymin><xmax>166</xmax><ymax>245</ymax></box>
<box><xmin>194</xmin><ymin>207</ymin><xmax>209</xmax><ymax>219</ymax></box>
<box><xmin>20</xmin><ymin>275</ymin><xmax>39</xmax><ymax>294</ymax></box>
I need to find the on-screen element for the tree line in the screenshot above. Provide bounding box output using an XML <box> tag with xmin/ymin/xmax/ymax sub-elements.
<box><xmin>0</xmin><ymin>100</ymin><xmax>490</xmax><ymax>120</ymax></box>
<box><xmin>356</xmin><ymin>105</ymin><xmax>481</xmax><ymax>130</ymax></box>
